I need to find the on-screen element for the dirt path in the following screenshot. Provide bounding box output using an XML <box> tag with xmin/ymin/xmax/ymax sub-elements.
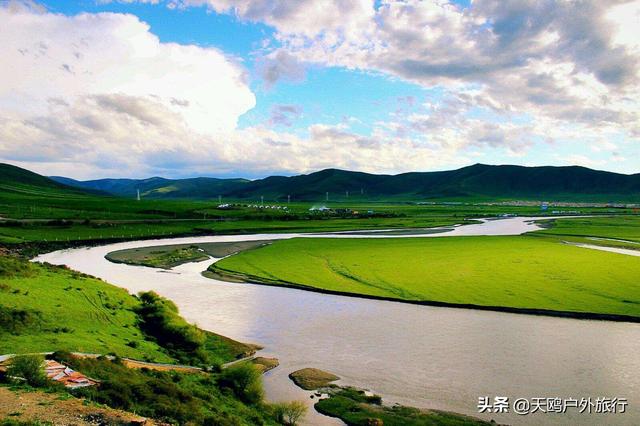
<box><xmin>0</xmin><ymin>387</ymin><xmax>157</xmax><ymax>425</ymax></box>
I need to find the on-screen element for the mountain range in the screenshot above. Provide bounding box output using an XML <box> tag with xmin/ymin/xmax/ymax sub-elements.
<box><xmin>48</xmin><ymin>164</ymin><xmax>640</xmax><ymax>202</ymax></box>
<box><xmin>1</xmin><ymin>162</ymin><xmax>638</xmax><ymax>202</ymax></box>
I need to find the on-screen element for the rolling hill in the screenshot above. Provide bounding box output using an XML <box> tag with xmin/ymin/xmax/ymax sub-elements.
<box><xmin>0</xmin><ymin>163</ymin><xmax>102</xmax><ymax>197</ymax></box>
<box><xmin>52</xmin><ymin>175</ymin><xmax>249</xmax><ymax>199</ymax></box>
<box><xmin>48</xmin><ymin>163</ymin><xmax>640</xmax><ymax>202</ymax></box>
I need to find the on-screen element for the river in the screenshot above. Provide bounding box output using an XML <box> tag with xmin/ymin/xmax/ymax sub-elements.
<box><xmin>35</xmin><ymin>217</ymin><xmax>640</xmax><ymax>425</ymax></box>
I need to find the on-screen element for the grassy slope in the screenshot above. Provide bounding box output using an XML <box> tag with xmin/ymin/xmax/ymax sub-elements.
<box><xmin>214</xmin><ymin>235</ymin><xmax>640</xmax><ymax>318</ymax></box>
<box><xmin>0</xmin><ymin>258</ymin><xmax>172</xmax><ymax>361</ymax></box>
<box><xmin>0</xmin><ymin>256</ymin><xmax>252</xmax><ymax>364</ymax></box>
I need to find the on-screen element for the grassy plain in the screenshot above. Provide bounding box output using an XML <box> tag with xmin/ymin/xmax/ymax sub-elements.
<box><xmin>3</xmin><ymin>174</ymin><xmax>634</xmax><ymax>247</ymax></box>
<box><xmin>534</xmin><ymin>216</ymin><xmax>640</xmax><ymax>242</ymax></box>
<box><xmin>214</xmin><ymin>233</ymin><xmax>640</xmax><ymax>318</ymax></box>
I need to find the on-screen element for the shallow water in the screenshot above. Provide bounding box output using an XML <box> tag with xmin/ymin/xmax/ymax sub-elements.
<box><xmin>36</xmin><ymin>217</ymin><xmax>640</xmax><ymax>425</ymax></box>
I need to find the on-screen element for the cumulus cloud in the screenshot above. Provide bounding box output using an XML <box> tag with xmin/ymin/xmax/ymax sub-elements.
<box><xmin>2</xmin><ymin>1</ymin><xmax>638</xmax><ymax>178</ymax></box>
<box><xmin>169</xmin><ymin>1</ymin><xmax>640</xmax><ymax>141</ymax></box>
<box><xmin>0</xmin><ymin>3</ymin><xmax>257</xmax><ymax>176</ymax></box>
<box><xmin>0</xmin><ymin>2</ymin><xmax>482</xmax><ymax>179</ymax></box>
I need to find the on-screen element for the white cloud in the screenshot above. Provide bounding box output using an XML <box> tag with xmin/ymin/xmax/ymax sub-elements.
<box><xmin>2</xmin><ymin>1</ymin><xmax>637</xmax><ymax>178</ymax></box>
<box><xmin>0</xmin><ymin>3</ymin><xmax>260</xmax><ymax>176</ymax></box>
<box><xmin>172</xmin><ymin>1</ymin><xmax>640</xmax><ymax>140</ymax></box>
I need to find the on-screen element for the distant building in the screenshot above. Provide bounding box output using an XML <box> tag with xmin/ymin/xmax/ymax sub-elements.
<box><xmin>309</xmin><ymin>206</ymin><xmax>330</xmax><ymax>212</ymax></box>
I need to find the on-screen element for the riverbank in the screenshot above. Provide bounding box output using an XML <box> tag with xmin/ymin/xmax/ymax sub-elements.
<box><xmin>207</xmin><ymin>263</ymin><xmax>640</xmax><ymax>323</ymax></box>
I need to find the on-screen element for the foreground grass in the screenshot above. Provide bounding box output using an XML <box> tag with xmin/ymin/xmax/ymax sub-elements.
<box><xmin>47</xmin><ymin>354</ymin><xmax>277</xmax><ymax>425</ymax></box>
<box><xmin>0</xmin><ymin>255</ymin><xmax>286</xmax><ymax>424</ymax></box>
<box><xmin>0</xmin><ymin>256</ymin><xmax>252</xmax><ymax>365</ymax></box>
<box><xmin>214</xmin><ymin>235</ymin><xmax>640</xmax><ymax>318</ymax></box>
<box><xmin>0</xmin><ymin>256</ymin><xmax>171</xmax><ymax>361</ymax></box>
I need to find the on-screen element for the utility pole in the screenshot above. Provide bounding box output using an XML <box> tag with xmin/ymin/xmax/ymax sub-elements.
<box><xmin>137</xmin><ymin>189</ymin><xmax>140</xmax><ymax>201</ymax></box>
<box><xmin>346</xmin><ymin>190</ymin><xmax>349</xmax><ymax>198</ymax></box>
<box><xmin>261</xmin><ymin>195</ymin><xmax>264</xmax><ymax>206</ymax></box>
<box><xmin>326</xmin><ymin>192</ymin><xmax>329</xmax><ymax>202</ymax></box>
<box><xmin>287</xmin><ymin>195</ymin><xmax>291</xmax><ymax>204</ymax></box>
<box><xmin>218</xmin><ymin>195</ymin><xmax>221</xmax><ymax>204</ymax></box>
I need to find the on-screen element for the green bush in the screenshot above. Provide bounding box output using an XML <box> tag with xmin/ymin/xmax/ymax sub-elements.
<box><xmin>219</xmin><ymin>363</ymin><xmax>264</xmax><ymax>405</ymax></box>
<box><xmin>7</xmin><ymin>355</ymin><xmax>48</xmax><ymax>387</ymax></box>
<box><xmin>272</xmin><ymin>401</ymin><xmax>307</xmax><ymax>425</ymax></box>
<box><xmin>0</xmin><ymin>256</ymin><xmax>33</xmax><ymax>278</ymax></box>
<box><xmin>0</xmin><ymin>305</ymin><xmax>43</xmax><ymax>334</ymax></box>
<box><xmin>52</xmin><ymin>356</ymin><xmax>275</xmax><ymax>425</ymax></box>
<box><xmin>134</xmin><ymin>291</ymin><xmax>208</xmax><ymax>365</ymax></box>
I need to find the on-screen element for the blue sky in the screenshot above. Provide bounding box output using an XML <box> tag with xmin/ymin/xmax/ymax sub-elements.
<box><xmin>44</xmin><ymin>0</ymin><xmax>440</xmax><ymax>135</ymax></box>
<box><xmin>0</xmin><ymin>0</ymin><xmax>638</xmax><ymax>178</ymax></box>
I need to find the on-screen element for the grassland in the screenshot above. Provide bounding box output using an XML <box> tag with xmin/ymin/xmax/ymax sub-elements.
<box><xmin>0</xmin><ymin>256</ymin><xmax>253</xmax><ymax>364</ymax></box>
<box><xmin>0</xmin><ymin>254</ymin><xmax>284</xmax><ymax>425</ymax></box>
<box><xmin>4</xmin><ymin>172</ymin><xmax>634</xmax><ymax>249</ymax></box>
<box><xmin>0</xmin><ymin>256</ymin><xmax>171</xmax><ymax>361</ymax></box>
<box><xmin>534</xmin><ymin>216</ymin><xmax>640</xmax><ymax>242</ymax></box>
<box><xmin>213</xmin><ymin>232</ymin><xmax>640</xmax><ymax>319</ymax></box>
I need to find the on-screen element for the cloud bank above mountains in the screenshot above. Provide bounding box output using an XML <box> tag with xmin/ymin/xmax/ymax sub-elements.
<box><xmin>0</xmin><ymin>0</ymin><xmax>638</xmax><ymax>178</ymax></box>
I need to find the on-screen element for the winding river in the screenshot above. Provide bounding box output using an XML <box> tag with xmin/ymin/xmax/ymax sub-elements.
<box><xmin>36</xmin><ymin>217</ymin><xmax>640</xmax><ymax>425</ymax></box>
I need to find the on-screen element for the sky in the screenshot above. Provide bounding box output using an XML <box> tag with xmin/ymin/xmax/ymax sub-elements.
<box><xmin>0</xmin><ymin>0</ymin><xmax>638</xmax><ymax>179</ymax></box>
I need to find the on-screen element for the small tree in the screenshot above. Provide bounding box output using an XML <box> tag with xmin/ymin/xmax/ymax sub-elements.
<box><xmin>8</xmin><ymin>354</ymin><xmax>47</xmax><ymax>387</ymax></box>
<box><xmin>273</xmin><ymin>401</ymin><xmax>307</xmax><ymax>426</ymax></box>
<box><xmin>219</xmin><ymin>363</ymin><xmax>264</xmax><ymax>404</ymax></box>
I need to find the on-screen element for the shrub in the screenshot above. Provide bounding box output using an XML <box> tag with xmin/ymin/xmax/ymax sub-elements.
<box><xmin>0</xmin><ymin>306</ymin><xmax>42</xmax><ymax>334</ymax></box>
<box><xmin>0</xmin><ymin>256</ymin><xmax>33</xmax><ymax>278</ymax></box>
<box><xmin>272</xmin><ymin>401</ymin><xmax>307</xmax><ymax>425</ymax></box>
<box><xmin>134</xmin><ymin>291</ymin><xmax>208</xmax><ymax>365</ymax></box>
<box><xmin>219</xmin><ymin>363</ymin><xmax>264</xmax><ymax>405</ymax></box>
<box><xmin>7</xmin><ymin>355</ymin><xmax>48</xmax><ymax>387</ymax></box>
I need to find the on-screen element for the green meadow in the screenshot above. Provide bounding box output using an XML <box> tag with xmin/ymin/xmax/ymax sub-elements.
<box><xmin>0</xmin><ymin>256</ymin><xmax>252</xmax><ymax>364</ymax></box>
<box><xmin>214</xmin><ymin>234</ymin><xmax>640</xmax><ymax>318</ymax></box>
<box><xmin>3</xmin><ymin>170</ymin><xmax>635</xmax><ymax>247</ymax></box>
<box><xmin>535</xmin><ymin>215</ymin><xmax>640</xmax><ymax>242</ymax></box>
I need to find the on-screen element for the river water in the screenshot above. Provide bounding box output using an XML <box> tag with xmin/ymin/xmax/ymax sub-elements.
<box><xmin>35</xmin><ymin>217</ymin><xmax>640</xmax><ymax>425</ymax></box>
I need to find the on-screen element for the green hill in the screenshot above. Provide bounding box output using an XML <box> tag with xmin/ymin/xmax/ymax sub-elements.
<box><xmin>51</xmin><ymin>175</ymin><xmax>249</xmax><ymax>199</ymax></box>
<box><xmin>15</xmin><ymin>162</ymin><xmax>640</xmax><ymax>202</ymax></box>
<box><xmin>234</xmin><ymin>164</ymin><xmax>639</xmax><ymax>201</ymax></box>
<box><xmin>0</xmin><ymin>163</ymin><xmax>103</xmax><ymax>197</ymax></box>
